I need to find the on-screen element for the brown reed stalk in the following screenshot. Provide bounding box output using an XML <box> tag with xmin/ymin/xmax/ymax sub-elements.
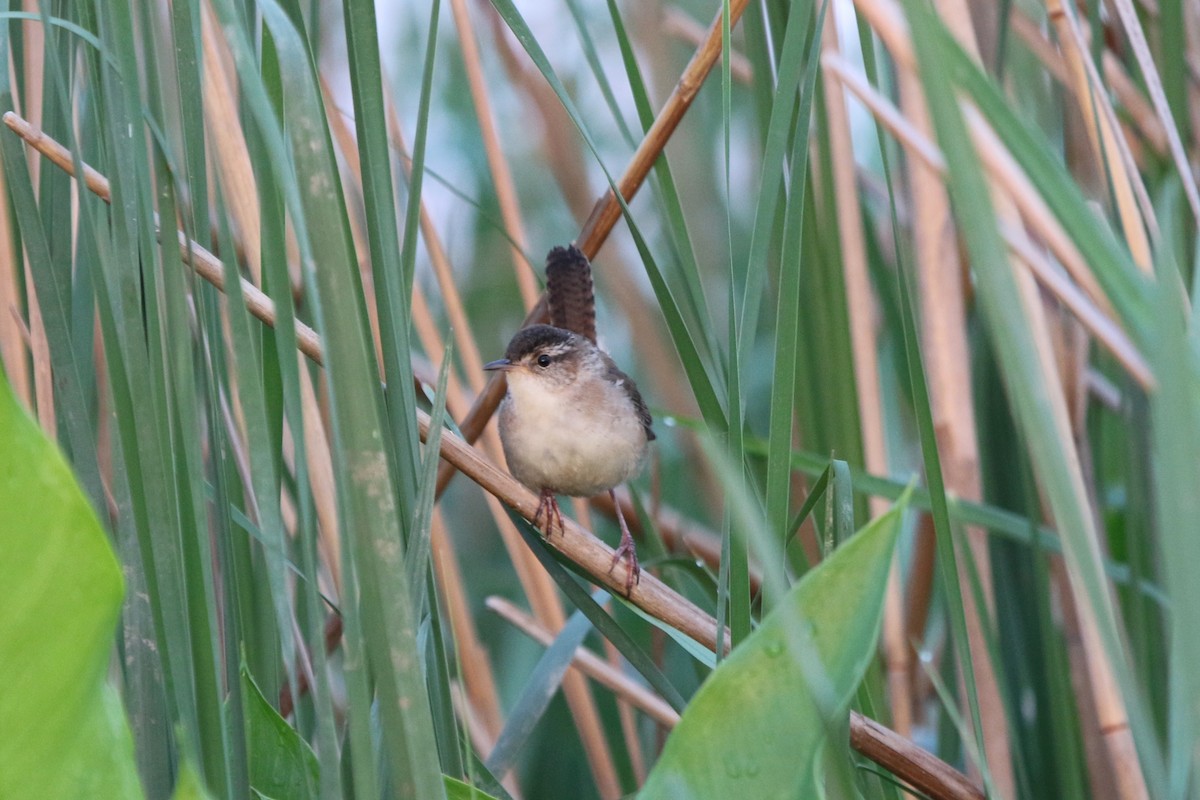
<box><xmin>575</xmin><ymin>0</ymin><xmax>751</xmax><ymax>253</ymax></box>
<box><xmin>923</xmin><ymin>5</ymin><xmax>1026</xmax><ymax>785</ymax></box>
<box><xmin>201</xmin><ymin>3</ymin><xmax>262</xmax><ymax>285</ymax></box>
<box><xmin>850</xmin><ymin>712</ymin><xmax>986</xmax><ymax>800</ymax></box>
<box><xmin>661</xmin><ymin>7</ymin><xmax>753</xmax><ymax>84</ymax></box>
<box><xmin>1046</xmin><ymin>0</ymin><xmax>1155</xmax><ymax>270</ymax></box>
<box><xmin>0</xmin><ymin>167</ymin><xmax>26</xmax><ymax>407</ymax></box>
<box><xmin>2</xmin><ymin>114</ymin><xmax>329</xmax><ymax>366</ymax></box>
<box><xmin>447</xmin><ymin>0</ymin><xmax>538</xmax><ymax>311</ymax></box>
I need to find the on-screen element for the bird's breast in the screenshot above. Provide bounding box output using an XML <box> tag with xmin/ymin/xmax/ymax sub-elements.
<box><xmin>499</xmin><ymin>376</ymin><xmax>648</xmax><ymax>497</ymax></box>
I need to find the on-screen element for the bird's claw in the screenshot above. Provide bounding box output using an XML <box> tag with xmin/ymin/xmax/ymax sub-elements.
<box><xmin>532</xmin><ymin>489</ymin><xmax>565</xmax><ymax>537</ymax></box>
<box><xmin>608</xmin><ymin>539</ymin><xmax>641</xmax><ymax>597</ymax></box>
<box><xmin>606</xmin><ymin>488</ymin><xmax>641</xmax><ymax>596</ymax></box>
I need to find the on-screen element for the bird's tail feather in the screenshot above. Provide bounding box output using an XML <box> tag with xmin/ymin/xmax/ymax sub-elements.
<box><xmin>546</xmin><ymin>244</ymin><xmax>598</xmax><ymax>343</ymax></box>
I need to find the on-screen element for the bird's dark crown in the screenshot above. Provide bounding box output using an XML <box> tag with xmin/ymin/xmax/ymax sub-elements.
<box><xmin>504</xmin><ymin>324</ymin><xmax>584</xmax><ymax>363</ymax></box>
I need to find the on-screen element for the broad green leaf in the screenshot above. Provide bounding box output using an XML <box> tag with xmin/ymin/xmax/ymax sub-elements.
<box><xmin>240</xmin><ymin>665</ymin><xmax>318</xmax><ymax>800</ymax></box>
<box><xmin>443</xmin><ymin>776</ymin><xmax>501</xmax><ymax>800</ymax></box>
<box><xmin>171</xmin><ymin>762</ymin><xmax>217</xmax><ymax>800</ymax></box>
<box><xmin>0</xmin><ymin>365</ymin><xmax>142</xmax><ymax>799</ymax></box>
<box><xmin>640</xmin><ymin>491</ymin><xmax>909</xmax><ymax>797</ymax></box>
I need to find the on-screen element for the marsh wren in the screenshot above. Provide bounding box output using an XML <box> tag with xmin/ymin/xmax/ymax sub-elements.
<box><xmin>485</xmin><ymin>245</ymin><xmax>654</xmax><ymax>594</ymax></box>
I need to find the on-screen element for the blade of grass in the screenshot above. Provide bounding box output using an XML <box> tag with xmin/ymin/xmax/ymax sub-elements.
<box><xmin>764</xmin><ymin>7</ymin><xmax>825</xmax><ymax>608</ymax></box>
<box><xmin>407</xmin><ymin>342</ymin><xmax>453</xmax><ymax>612</ymax></box>
<box><xmin>90</xmin><ymin>2</ymin><xmax>210</xmax><ymax>783</ymax></box>
<box><xmin>484</xmin><ymin>606</ymin><xmax>596</xmax><ymax>779</ymax></box>
<box><xmin>211</xmin><ymin>158</ymin><xmax>300</xmax><ymax>720</ymax></box>
<box><xmin>785</xmin><ymin>463</ymin><xmax>831</xmax><ymax>548</ymax></box>
<box><xmin>892</xmin><ymin>153</ymin><xmax>993</xmax><ymax>796</ymax></box>
<box><xmin>360</xmin><ymin>0</ymin><xmax>428</xmax><ymax>493</ymax></box>
<box><xmin>736</xmin><ymin>0</ymin><xmax>815</xmax><ymax>353</ymax></box>
<box><xmin>1146</xmin><ymin>188</ymin><xmax>1200</xmax><ymax>798</ymax></box>
<box><xmin>830</xmin><ymin>458</ymin><xmax>855</xmax><ymax>548</ymax></box>
<box><xmin>248</xmin><ymin>20</ymin><xmax>342</xmax><ymax>794</ymax></box>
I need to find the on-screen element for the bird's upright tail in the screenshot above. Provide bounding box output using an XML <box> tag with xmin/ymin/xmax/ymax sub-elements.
<box><xmin>545</xmin><ymin>244</ymin><xmax>598</xmax><ymax>343</ymax></box>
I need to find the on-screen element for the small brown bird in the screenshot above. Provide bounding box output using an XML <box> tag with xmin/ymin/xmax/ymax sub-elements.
<box><xmin>485</xmin><ymin>245</ymin><xmax>654</xmax><ymax>593</ymax></box>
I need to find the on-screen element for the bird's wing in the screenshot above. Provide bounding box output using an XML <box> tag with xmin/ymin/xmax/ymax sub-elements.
<box><xmin>602</xmin><ymin>354</ymin><xmax>656</xmax><ymax>442</ymax></box>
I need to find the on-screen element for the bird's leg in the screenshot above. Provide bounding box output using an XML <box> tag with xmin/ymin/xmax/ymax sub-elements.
<box><xmin>607</xmin><ymin>488</ymin><xmax>641</xmax><ymax>595</ymax></box>
<box><xmin>532</xmin><ymin>488</ymin><xmax>565</xmax><ymax>537</ymax></box>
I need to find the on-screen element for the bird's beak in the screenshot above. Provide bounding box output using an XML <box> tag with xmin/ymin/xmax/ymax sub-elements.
<box><xmin>484</xmin><ymin>358</ymin><xmax>513</xmax><ymax>372</ymax></box>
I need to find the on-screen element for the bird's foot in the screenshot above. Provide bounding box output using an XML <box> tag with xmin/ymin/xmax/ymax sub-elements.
<box><xmin>532</xmin><ymin>489</ymin><xmax>565</xmax><ymax>537</ymax></box>
<box><xmin>609</xmin><ymin>537</ymin><xmax>641</xmax><ymax>597</ymax></box>
<box><xmin>607</xmin><ymin>489</ymin><xmax>641</xmax><ymax>596</ymax></box>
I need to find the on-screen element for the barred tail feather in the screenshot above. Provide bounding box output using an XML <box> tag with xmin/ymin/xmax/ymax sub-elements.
<box><xmin>546</xmin><ymin>244</ymin><xmax>598</xmax><ymax>343</ymax></box>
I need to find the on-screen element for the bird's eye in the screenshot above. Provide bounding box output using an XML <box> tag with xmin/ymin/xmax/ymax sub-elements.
<box><xmin>536</xmin><ymin>354</ymin><xmax>552</xmax><ymax>368</ymax></box>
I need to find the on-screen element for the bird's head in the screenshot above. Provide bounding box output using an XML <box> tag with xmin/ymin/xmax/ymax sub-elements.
<box><xmin>484</xmin><ymin>324</ymin><xmax>593</xmax><ymax>390</ymax></box>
